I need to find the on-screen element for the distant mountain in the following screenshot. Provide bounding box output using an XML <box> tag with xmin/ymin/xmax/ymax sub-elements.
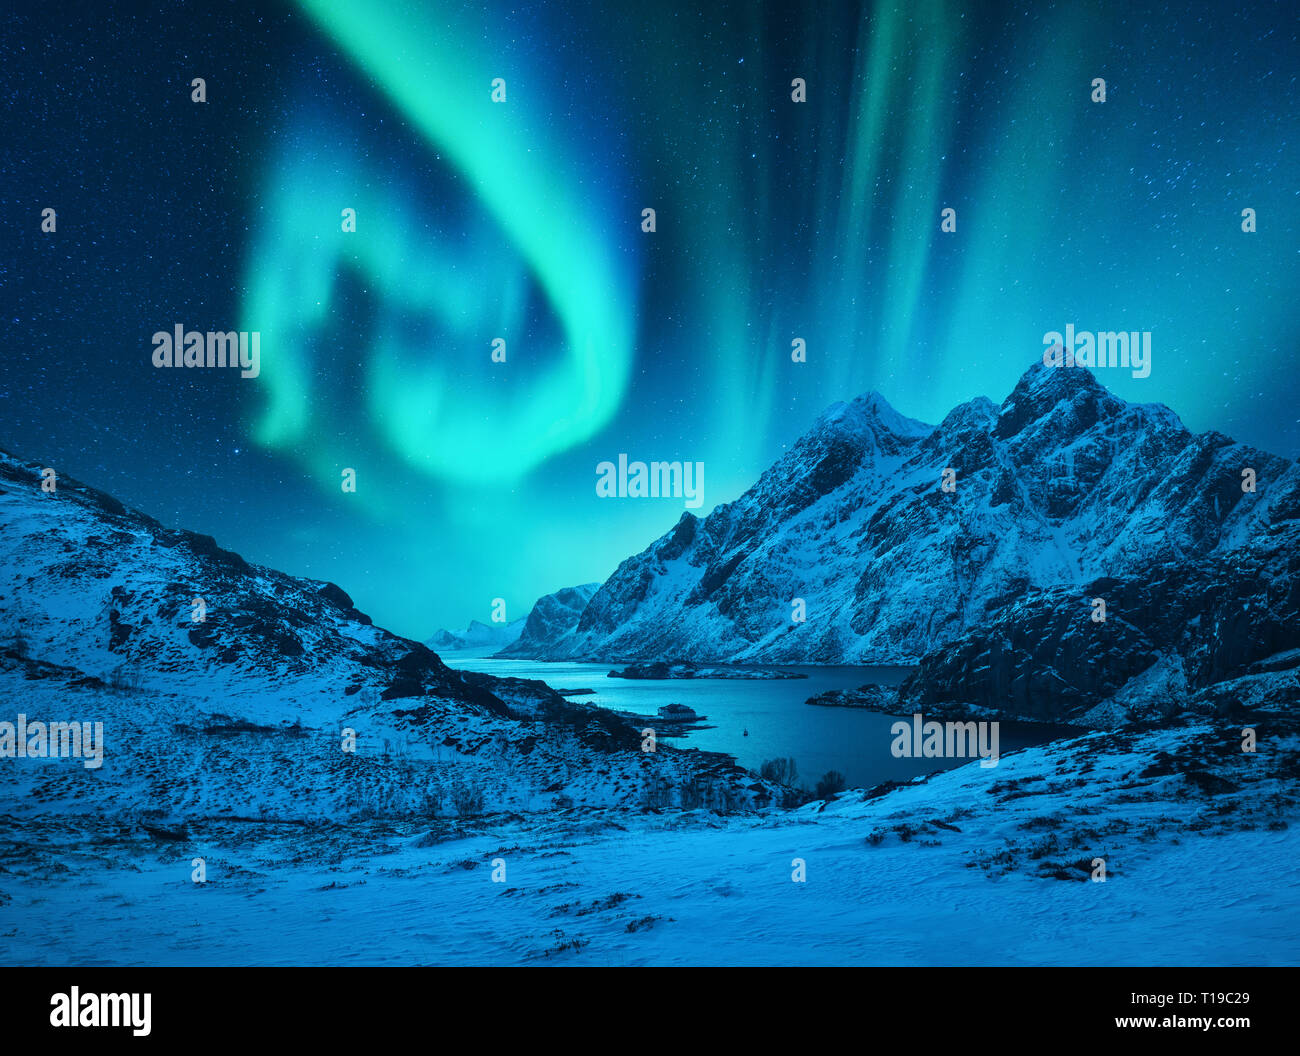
<box><xmin>495</xmin><ymin>583</ymin><xmax>600</xmax><ymax>658</ymax></box>
<box><xmin>426</xmin><ymin>617</ymin><xmax>526</xmax><ymax>653</ymax></box>
<box><xmin>534</xmin><ymin>363</ymin><xmax>1299</xmax><ymax>724</ymax></box>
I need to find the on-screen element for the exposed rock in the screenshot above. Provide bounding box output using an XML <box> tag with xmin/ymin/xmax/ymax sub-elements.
<box><xmin>494</xmin><ymin>582</ymin><xmax>601</xmax><ymax>658</ymax></box>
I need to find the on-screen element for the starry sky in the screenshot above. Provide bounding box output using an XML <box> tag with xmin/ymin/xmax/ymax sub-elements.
<box><xmin>2</xmin><ymin>0</ymin><xmax>1297</xmax><ymax>639</ymax></box>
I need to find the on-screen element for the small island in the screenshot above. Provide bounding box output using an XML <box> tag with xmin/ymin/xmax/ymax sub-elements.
<box><xmin>805</xmin><ymin>684</ymin><xmax>900</xmax><ymax>709</ymax></box>
<box><xmin>609</xmin><ymin>702</ymin><xmax>710</xmax><ymax>733</ymax></box>
<box><xmin>607</xmin><ymin>660</ymin><xmax>807</xmax><ymax>680</ymax></box>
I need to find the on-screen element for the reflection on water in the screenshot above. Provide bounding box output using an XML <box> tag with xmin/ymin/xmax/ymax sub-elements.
<box><xmin>442</xmin><ymin>656</ymin><xmax>1074</xmax><ymax>791</ymax></box>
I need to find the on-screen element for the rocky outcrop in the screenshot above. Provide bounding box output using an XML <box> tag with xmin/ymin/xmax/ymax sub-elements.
<box><xmin>495</xmin><ymin>582</ymin><xmax>600</xmax><ymax>658</ymax></box>
<box><xmin>607</xmin><ymin>661</ymin><xmax>805</xmax><ymax>680</ymax></box>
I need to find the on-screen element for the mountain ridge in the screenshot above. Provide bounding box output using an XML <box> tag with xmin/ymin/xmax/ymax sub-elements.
<box><xmin>514</xmin><ymin>362</ymin><xmax>1299</xmax><ymax>725</ymax></box>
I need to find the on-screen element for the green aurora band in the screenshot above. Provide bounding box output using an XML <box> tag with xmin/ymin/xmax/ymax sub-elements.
<box><xmin>242</xmin><ymin>0</ymin><xmax>638</xmax><ymax>487</ymax></box>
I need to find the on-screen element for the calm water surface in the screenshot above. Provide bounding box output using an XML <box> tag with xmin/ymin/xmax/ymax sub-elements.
<box><xmin>443</xmin><ymin>656</ymin><xmax>1073</xmax><ymax>790</ymax></box>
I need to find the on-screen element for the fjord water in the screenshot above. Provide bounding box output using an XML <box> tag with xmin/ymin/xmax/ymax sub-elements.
<box><xmin>442</xmin><ymin>657</ymin><xmax>1071</xmax><ymax>790</ymax></box>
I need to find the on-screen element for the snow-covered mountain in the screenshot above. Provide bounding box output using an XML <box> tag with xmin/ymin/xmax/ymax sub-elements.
<box><xmin>534</xmin><ymin>363</ymin><xmax>1299</xmax><ymax>723</ymax></box>
<box><xmin>0</xmin><ymin>450</ymin><xmax>774</xmax><ymax>821</ymax></box>
<box><xmin>495</xmin><ymin>582</ymin><xmax>600</xmax><ymax>658</ymax></box>
<box><xmin>427</xmin><ymin>617</ymin><xmax>526</xmax><ymax>653</ymax></box>
<box><xmin>2</xmin><ymin>417</ymin><xmax>1296</xmax><ymax>967</ymax></box>
<box><xmin>428</xmin><ymin>582</ymin><xmax>601</xmax><ymax>657</ymax></box>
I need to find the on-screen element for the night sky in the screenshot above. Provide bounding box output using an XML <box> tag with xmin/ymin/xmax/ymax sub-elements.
<box><xmin>2</xmin><ymin>0</ymin><xmax>1297</xmax><ymax>639</ymax></box>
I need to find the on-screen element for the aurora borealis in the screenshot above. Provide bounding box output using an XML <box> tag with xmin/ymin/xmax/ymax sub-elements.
<box><xmin>247</xmin><ymin>0</ymin><xmax>639</xmax><ymax>487</ymax></box>
<box><xmin>2</xmin><ymin>0</ymin><xmax>1297</xmax><ymax>637</ymax></box>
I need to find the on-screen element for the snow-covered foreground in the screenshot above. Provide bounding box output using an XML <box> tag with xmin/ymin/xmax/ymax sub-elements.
<box><xmin>5</xmin><ymin>723</ymin><xmax>1297</xmax><ymax>966</ymax></box>
<box><xmin>2</xmin><ymin>444</ymin><xmax>1296</xmax><ymax>965</ymax></box>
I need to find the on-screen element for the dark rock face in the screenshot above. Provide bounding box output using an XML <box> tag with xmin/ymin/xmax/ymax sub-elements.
<box><xmin>806</xmin><ymin>684</ymin><xmax>898</xmax><ymax>709</ymax></box>
<box><xmin>898</xmin><ymin>524</ymin><xmax>1300</xmax><ymax>725</ymax></box>
<box><xmin>496</xmin><ymin>582</ymin><xmax>601</xmax><ymax>658</ymax></box>
<box><xmin>317</xmin><ymin>581</ymin><xmax>355</xmax><ymax>611</ymax></box>
<box><xmin>899</xmin><ymin>586</ymin><xmax>1159</xmax><ymax>723</ymax></box>
<box><xmin>181</xmin><ymin>532</ymin><xmax>251</xmax><ymax>573</ymax></box>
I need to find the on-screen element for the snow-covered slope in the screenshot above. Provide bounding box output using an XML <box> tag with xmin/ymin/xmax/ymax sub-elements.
<box><xmin>6</xmin><ymin>716</ymin><xmax>1296</xmax><ymax>965</ymax></box>
<box><xmin>0</xmin><ymin>450</ymin><xmax>774</xmax><ymax>821</ymax></box>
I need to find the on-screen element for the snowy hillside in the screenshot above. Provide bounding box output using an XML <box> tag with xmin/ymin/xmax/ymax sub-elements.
<box><xmin>5</xmin><ymin>717</ymin><xmax>1296</xmax><ymax>965</ymax></box>
<box><xmin>0</xmin><ymin>449</ymin><xmax>775</xmax><ymax>821</ymax></box>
